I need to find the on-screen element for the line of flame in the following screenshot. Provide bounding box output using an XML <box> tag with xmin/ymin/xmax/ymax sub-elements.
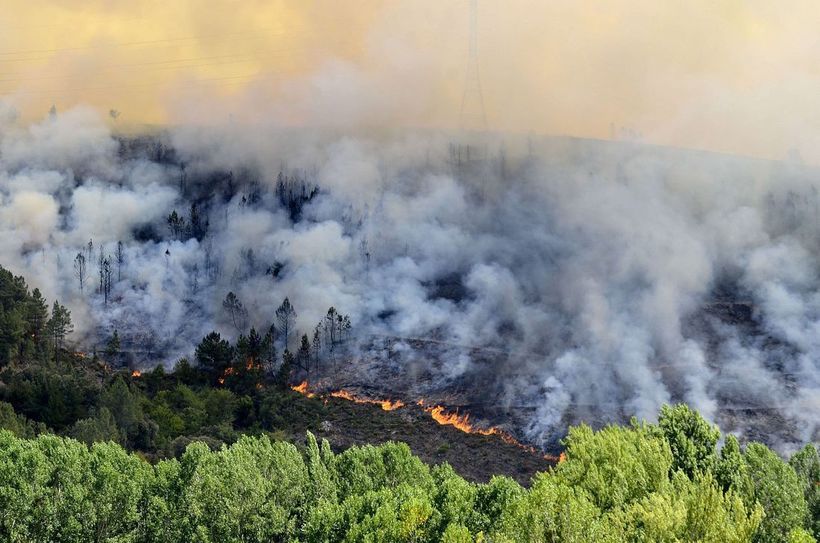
<box><xmin>290</xmin><ymin>382</ymin><xmax>561</xmax><ymax>462</ymax></box>
<box><xmin>329</xmin><ymin>389</ymin><xmax>405</xmax><ymax>411</ymax></box>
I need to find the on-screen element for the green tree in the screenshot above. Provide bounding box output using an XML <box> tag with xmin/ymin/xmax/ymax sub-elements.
<box><xmin>657</xmin><ymin>403</ymin><xmax>719</xmax><ymax>478</ymax></box>
<box><xmin>276</xmin><ymin>349</ymin><xmax>294</xmax><ymax>389</ymax></box>
<box><xmin>105</xmin><ymin>329</ymin><xmax>121</xmax><ymax>359</ymax></box>
<box><xmin>195</xmin><ymin>332</ymin><xmax>233</xmax><ymax>384</ymax></box>
<box><xmin>25</xmin><ymin>288</ymin><xmax>49</xmax><ymax>359</ymax></box>
<box><xmin>715</xmin><ymin>434</ymin><xmax>749</xmax><ymax>494</ymax></box>
<box><xmin>790</xmin><ymin>444</ymin><xmax>820</xmax><ymax>538</ymax></box>
<box><xmin>47</xmin><ymin>300</ymin><xmax>73</xmax><ymax>350</ymax></box>
<box><xmin>745</xmin><ymin>442</ymin><xmax>809</xmax><ymax>543</ymax></box>
<box><xmin>554</xmin><ymin>422</ymin><xmax>672</xmax><ymax>511</ymax></box>
<box><xmin>69</xmin><ymin>407</ymin><xmax>122</xmax><ymax>445</ymax></box>
<box><xmin>99</xmin><ymin>378</ymin><xmax>144</xmax><ymax>446</ymax></box>
<box><xmin>0</xmin><ymin>401</ymin><xmax>45</xmax><ymax>437</ymax></box>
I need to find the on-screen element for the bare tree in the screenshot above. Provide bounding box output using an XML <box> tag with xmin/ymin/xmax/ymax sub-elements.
<box><xmin>167</xmin><ymin>210</ymin><xmax>185</xmax><ymax>239</ymax></box>
<box><xmin>188</xmin><ymin>263</ymin><xmax>199</xmax><ymax>295</ymax></box>
<box><xmin>325</xmin><ymin>307</ymin><xmax>338</xmax><ymax>346</ymax></box>
<box><xmin>223</xmin><ymin>292</ymin><xmax>248</xmax><ymax>333</ymax></box>
<box><xmin>275</xmin><ymin>297</ymin><xmax>297</xmax><ymax>349</ymax></box>
<box><xmin>103</xmin><ymin>257</ymin><xmax>113</xmax><ymax>304</ymax></box>
<box><xmin>73</xmin><ymin>253</ymin><xmax>87</xmax><ymax>293</ymax></box>
<box><xmin>97</xmin><ymin>245</ymin><xmax>105</xmax><ymax>295</ymax></box>
<box><xmin>312</xmin><ymin>325</ymin><xmax>321</xmax><ymax>373</ymax></box>
<box><xmin>115</xmin><ymin>241</ymin><xmax>125</xmax><ymax>281</ymax></box>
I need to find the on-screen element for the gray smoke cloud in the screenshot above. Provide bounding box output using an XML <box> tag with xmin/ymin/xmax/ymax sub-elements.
<box><xmin>1</xmin><ymin>106</ymin><xmax>818</xmax><ymax>452</ymax></box>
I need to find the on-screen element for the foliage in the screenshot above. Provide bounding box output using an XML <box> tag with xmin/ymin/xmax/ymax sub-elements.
<box><xmin>745</xmin><ymin>442</ymin><xmax>810</xmax><ymax>543</ymax></box>
<box><xmin>790</xmin><ymin>444</ymin><xmax>820</xmax><ymax>538</ymax></box>
<box><xmin>657</xmin><ymin>403</ymin><xmax>720</xmax><ymax>478</ymax></box>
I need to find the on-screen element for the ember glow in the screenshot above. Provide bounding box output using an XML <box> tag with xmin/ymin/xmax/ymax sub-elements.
<box><xmin>131</xmin><ymin>370</ymin><xmax>141</xmax><ymax>378</ymax></box>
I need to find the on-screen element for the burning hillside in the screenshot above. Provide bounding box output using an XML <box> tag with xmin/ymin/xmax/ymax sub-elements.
<box><xmin>1</xmin><ymin>112</ymin><xmax>819</xmax><ymax>454</ymax></box>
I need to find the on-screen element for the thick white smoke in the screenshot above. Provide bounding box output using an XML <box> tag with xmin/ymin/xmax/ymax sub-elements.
<box><xmin>0</xmin><ymin>107</ymin><xmax>817</xmax><ymax>452</ymax></box>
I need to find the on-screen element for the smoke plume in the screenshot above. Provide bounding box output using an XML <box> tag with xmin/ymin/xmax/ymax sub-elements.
<box><xmin>0</xmin><ymin>107</ymin><xmax>818</xmax><ymax>452</ymax></box>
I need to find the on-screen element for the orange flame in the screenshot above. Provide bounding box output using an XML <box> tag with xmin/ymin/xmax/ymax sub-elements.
<box><xmin>291</xmin><ymin>384</ymin><xmax>560</xmax><ymax>463</ymax></box>
<box><xmin>329</xmin><ymin>389</ymin><xmax>405</xmax><ymax>411</ymax></box>
<box><xmin>420</xmin><ymin>402</ymin><xmax>560</xmax><ymax>461</ymax></box>
<box><xmin>291</xmin><ymin>381</ymin><xmax>315</xmax><ymax>398</ymax></box>
<box><xmin>425</xmin><ymin>405</ymin><xmax>501</xmax><ymax>436</ymax></box>
<box><xmin>131</xmin><ymin>370</ymin><xmax>141</xmax><ymax>378</ymax></box>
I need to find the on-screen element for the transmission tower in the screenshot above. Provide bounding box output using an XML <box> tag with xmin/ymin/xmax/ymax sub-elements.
<box><xmin>460</xmin><ymin>0</ymin><xmax>487</xmax><ymax>131</ymax></box>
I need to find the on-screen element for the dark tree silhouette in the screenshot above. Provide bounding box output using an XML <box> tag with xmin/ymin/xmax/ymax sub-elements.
<box><xmin>275</xmin><ymin>298</ymin><xmax>297</xmax><ymax>349</ymax></box>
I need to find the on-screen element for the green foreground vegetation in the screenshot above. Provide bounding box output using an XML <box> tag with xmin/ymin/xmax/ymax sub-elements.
<box><xmin>1</xmin><ymin>407</ymin><xmax>818</xmax><ymax>542</ymax></box>
<box><xmin>0</xmin><ymin>268</ymin><xmax>818</xmax><ymax>542</ymax></box>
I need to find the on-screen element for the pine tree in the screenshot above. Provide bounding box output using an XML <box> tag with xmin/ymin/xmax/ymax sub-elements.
<box><xmin>312</xmin><ymin>326</ymin><xmax>321</xmax><ymax>374</ymax></box>
<box><xmin>105</xmin><ymin>330</ymin><xmax>120</xmax><ymax>359</ymax></box>
<box><xmin>275</xmin><ymin>298</ymin><xmax>297</xmax><ymax>349</ymax></box>
<box><xmin>297</xmin><ymin>334</ymin><xmax>311</xmax><ymax>375</ymax></box>
<box><xmin>47</xmin><ymin>301</ymin><xmax>73</xmax><ymax>350</ymax></box>
<box><xmin>23</xmin><ymin>289</ymin><xmax>49</xmax><ymax>360</ymax></box>
<box><xmin>262</xmin><ymin>324</ymin><xmax>277</xmax><ymax>374</ymax></box>
<box><xmin>276</xmin><ymin>349</ymin><xmax>294</xmax><ymax>388</ymax></box>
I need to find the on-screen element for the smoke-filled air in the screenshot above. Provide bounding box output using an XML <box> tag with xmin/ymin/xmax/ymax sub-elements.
<box><xmin>1</xmin><ymin>0</ymin><xmax>820</xmax><ymax>456</ymax></box>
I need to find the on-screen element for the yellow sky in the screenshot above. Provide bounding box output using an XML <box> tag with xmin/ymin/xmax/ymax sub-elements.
<box><xmin>2</xmin><ymin>1</ymin><xmax>820</xmax><ymax>159</ymax></box>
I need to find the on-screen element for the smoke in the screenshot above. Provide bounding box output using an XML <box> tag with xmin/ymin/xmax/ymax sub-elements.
<box><xmin>0</xmin><ymin>107</ymin><xmax>819</xmax><ymax>453</ymax></box>
<box><xmin>5</xmin><ymin>1</ymin><xmax>820</xmax><ymax>159</ymax></box>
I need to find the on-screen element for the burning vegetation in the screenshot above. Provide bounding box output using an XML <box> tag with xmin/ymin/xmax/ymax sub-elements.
<box><xmin>329</xmin><ymin>389</ymin><xmax>405</xmax><ymax>411</ymax></box>
<box><xmin>290</xmin><ymin>380</ymin><xmax>556</xmax><ymax>459</ymax></box>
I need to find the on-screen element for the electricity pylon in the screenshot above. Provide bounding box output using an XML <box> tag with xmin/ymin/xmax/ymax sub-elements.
<box><xmin>459</xmin><ymin>0</ymin><xmax>487</xmax><ymax>131</ymax></box>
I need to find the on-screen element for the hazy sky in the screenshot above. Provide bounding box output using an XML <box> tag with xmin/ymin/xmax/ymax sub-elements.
<box><xmin>1</xmin><ymin>1</ymin><xmax>819</xmax><ymax>159</ymax></box>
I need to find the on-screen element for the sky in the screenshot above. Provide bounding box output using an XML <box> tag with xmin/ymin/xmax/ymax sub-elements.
<box><xmin>1</xmin><ymin>0</ymin><xmax>820</xmax><ymax>160</ymax></box>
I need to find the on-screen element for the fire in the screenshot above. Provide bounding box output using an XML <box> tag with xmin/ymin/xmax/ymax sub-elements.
<box><xmin>131</xmin><ymin>370</ymin><xmax>141</xmax><ymax>378</ymax></box>
<box><xmin>291</xmin><ymin>381</ymin><xmax>315</xmax><ymax>398</ymax></box>
<box><xmin>290</xmin><ymin>383</ymin><xmax>561</xmax><ymax>463</ymax></box>
<box><xmin>419</xmin><ymin>400</ymin><xmax>560</xmax><ymax>461</ymax></box>
<box><xmin>425</xmin><ymin>405</ymin><xmax>501</xmax><ymax>436</ymax></box>
<box><xmin>329</xmin><ymin>389</ymin><xmax>405</xmax><ymax>411</ymax></box>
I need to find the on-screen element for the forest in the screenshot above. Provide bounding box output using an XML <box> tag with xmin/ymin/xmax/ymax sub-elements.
<box><xmin>0</xmin><ymin>265</ymin><xmax>818</xmax><ymax>542</ymax></box>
